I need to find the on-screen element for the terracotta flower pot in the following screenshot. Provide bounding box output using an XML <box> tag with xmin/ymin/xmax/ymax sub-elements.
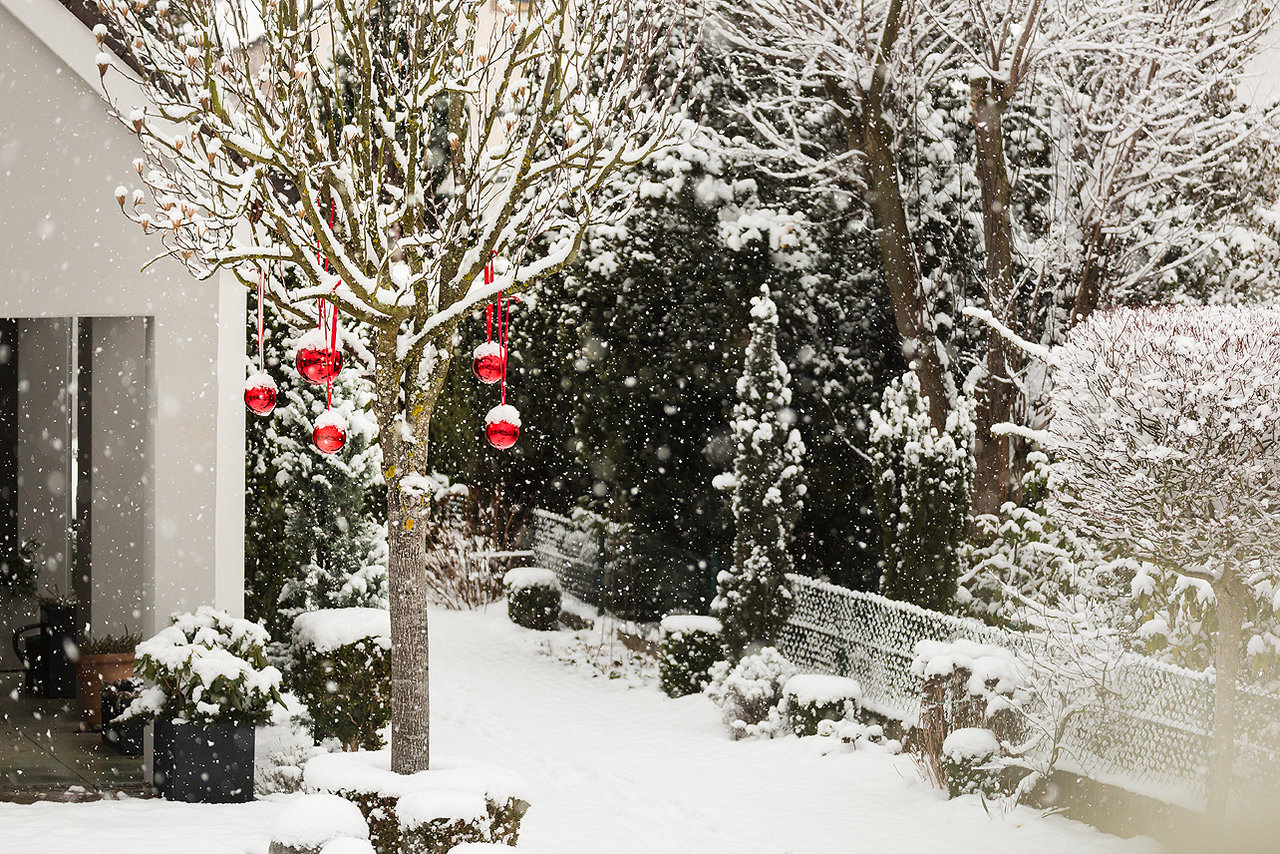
<box><xmin>77</xmin><ymin>652</ymin><xmax>135</xmax><ymax>730</ymax></box>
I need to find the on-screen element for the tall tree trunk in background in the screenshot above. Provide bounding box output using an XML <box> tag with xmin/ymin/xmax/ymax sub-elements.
<box><xmin>375</xmin><ymin>327</ymin><xmax>453</xmax><ymax>774</ymax></box>
<box><xmin>1207</xmin><ymin>577</ymin><xmax>1246</xmax><ymax>828</ymax></box>
<box><xmin>969</xmin><ymin>80</ymin><xmax>1018</xmax><ymax>518</ymax></box>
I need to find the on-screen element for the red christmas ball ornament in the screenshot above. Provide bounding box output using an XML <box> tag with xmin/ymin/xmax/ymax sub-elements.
<box><xmin>312</xmin><ymin>411</ymin><xmax>348</xmax><ymax>454</ymax></box>
<box><xmin>472</xmin><ymin>341</ymin><xmax>505</xmax><ymax>384</ymax></box>
<box><xmin>485</xmin><ymin>404</ymin><xmax>520</xmax><ymax>450</ymax></box>
<box><xmin>295</xmin><ymin>328</ymin><xmax>343</xmax><ymax>385</ymax></box>
<box><xmin>243</xmin><ymin>372</ymin><xmax>278</xmax><ymax>416</ymax></box>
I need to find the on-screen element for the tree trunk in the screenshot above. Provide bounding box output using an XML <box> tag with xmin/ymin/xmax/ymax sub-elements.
<box><xmin>374</xmin><ymin>327</ymin><xmax>453</xmax><ymax>775</ymax></box>
<box><xmin>1207</xmin><ymin>578</ymin><xmax>1246</xmax><ymax>827</ymax></box>
<box><xmin>854</xmin><ymin>90</ymin><xmax>950</xmax><ymax>433</ymax></box>
<box><xmin>969</xmin><ymin>83</ymin><xmax>1018</xmax><ymax>518</ymax></box>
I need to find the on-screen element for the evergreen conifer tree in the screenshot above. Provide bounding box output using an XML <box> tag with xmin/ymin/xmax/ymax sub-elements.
<box><xmin>713</xmin><ymin>284</ymin><xmax>806</xmax><ymax>657</ymax></box>
<box><xmin>869</xmin><ymin>370</ymin><xmax>974</xmax><ymax>612</ymax></box>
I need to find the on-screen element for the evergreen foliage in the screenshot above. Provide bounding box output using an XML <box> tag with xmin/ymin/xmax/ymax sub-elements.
<box><xmin>658</xmin><ymin>616</ymin><xmax>724</xmax><ymax>698</ymax></box>
<box><xmin>870</xmin><ymin>371</ymin><xmax>974</xmax><ymax>613</ymax></box>
<box><xmin>713</xmin><ymin>286</ymin><xmax>805</xmax><ymax>656</ymax></box>
<box><xmin>290</xmin><ymin>630</ymin><xmax>391</xmax><ymax>752</ymax></box>
<box><xmin>245</xmin><ymin>302</ymin><xmax>388</xmax><ymax>639</ymax></box>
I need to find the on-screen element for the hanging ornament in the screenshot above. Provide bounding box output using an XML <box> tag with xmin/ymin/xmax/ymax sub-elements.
<box><xmin>485</xmin><ymin>404</ymin><xmax>520</xmax><ymax>450</ymax></box>
<box><xmin>313</xmin><ymin>409</ymin><xmax>348</xmax><ymax>454</ymax></box>
<box><xmin>244</xmin><ymin>372</ymin><xmax>278</xmax><ymax>415</ymax></box>
<box><xmin>296</xmin><ymin>327</ymin><xmax>343</xmax><ymax>384</ymax></box>
<box><xmin>473</xmin><ymin>337</ymin><xmax>505</xmax><ymax>384</ymax></box>
<box><xmin>245</xmin><ymin>266</ymin><xmax>277</xmax><ymax>416</ymax></box>
<box><xmin>473</xmin><ymin>255</ymin><xmax>505</xmax><ymax>383</ymax></box>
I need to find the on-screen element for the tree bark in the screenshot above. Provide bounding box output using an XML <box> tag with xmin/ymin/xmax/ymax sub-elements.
<box><xmin>374</xmin><ymin>326</ymin><xmax>453</xmax><ymax>774</ymax></box>
<box><xmin>1207</xmin><ymin>578</ymin><xmax>1246</xmax><ymax>827</ymax></box>
<box><xmin>969</xmin><ymin>82</ymin><xmax>1018</xmax><ymax>518</ymax></box>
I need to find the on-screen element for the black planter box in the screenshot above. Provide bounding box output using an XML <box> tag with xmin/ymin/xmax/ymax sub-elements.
<box><xmin>152</xmin><ymin>719</ymin><xmax>255</xmax><ymax>803</ymax></box>
<box><xmin>101</xmin><ymin>683</ymin><xmax>144</xmax><ymax>755</ymax></box>
<box><xmin>39</xmin><ymin>605</ymin><xmax>77</xmax><ymax>698</ymax></box>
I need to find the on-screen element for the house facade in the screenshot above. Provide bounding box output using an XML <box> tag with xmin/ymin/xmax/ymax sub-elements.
<box><xmin>0</xmin><ymin>0</ymin><xmax>245</xmax><ymax>666</ymax></box>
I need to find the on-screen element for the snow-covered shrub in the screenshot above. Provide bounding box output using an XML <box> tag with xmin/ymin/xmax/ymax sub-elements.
<box><xmin>870</xmin><ymin>370</ymin><xmax>974</xmax><ymax>613</ymax></box>
<box><xmin>658</xmin><ymin>615</ymin><xmax>723</xmax><ymax>698</ymax></box>
<box><xmin>303</xmin><ymin>751</ymin><xmax>530</xmax><ymax>854</ymax></box>
<box><xmin>504</xmin><ymin>568</ymin><xmax>561</xmax><ymax>632</ymax></box>
<box><xmin>267</xmin><ymin>792</ymin><xmax>369</xmax><ymax>854</ymax></box>
<box><xmin>706</xmin><ymin>647</ymin><xmax>795</xmax><ymax>739</ymax></box>
<box><xmin>941</xmin><ymin>728</ymin><xmax>1006</xmax><ymax>799</ymax></box>
<box><xmin>713</xmin><ymin>285</ymin><xmax>806</xmax><ymax>657</ymax></box>
<box><xmin>125</xmin><ymin>607</ymin><xmax>282</xmax><ymax>727</ymax></box>
<box><xmin>782</xmin><ymin>674</ymin><xmax>860</xmax><ymax>737</ymax></box>
<box><xmin>290</xmin><ymin>608</ymin><xmax>392</xmax><ymax>751</ymax></box>
<box><xmin>911</xmin><ymin>639</ymin><xmax>1026</xmax><ymax>790</ymax></box>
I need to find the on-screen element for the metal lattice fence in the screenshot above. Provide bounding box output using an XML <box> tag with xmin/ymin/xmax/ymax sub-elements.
<box><xmin>780</xmin><ymin>573</ymin><xmax>1280</xmax><ymax>806</ymax></box>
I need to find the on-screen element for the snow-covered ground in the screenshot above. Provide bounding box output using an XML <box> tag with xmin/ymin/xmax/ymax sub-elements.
<box><xmin>0</xmin><ymin>607</ymin><xmax>1167</xmax><ymax>854</ymax></box>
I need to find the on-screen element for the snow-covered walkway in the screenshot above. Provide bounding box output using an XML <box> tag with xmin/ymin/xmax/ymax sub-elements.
<box><xmin>0</xmin><ymin>607</ymin><xmax>1167</xmax><ymax>854</ymax></box>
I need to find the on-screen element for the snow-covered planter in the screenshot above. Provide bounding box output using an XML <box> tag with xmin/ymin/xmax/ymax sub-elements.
<box><xmin>268</xmin><ymin>793</ymin><xmax>371</xmax><ymax>854</ymax></box>
<box><xmin>290</xmin><ymin>608</ymin><xmax>392</xmax><ymax>751</ymax></box>
<box><xmin>126</xmin><ymin>607</ymin><xmax>283</xmax><ymax>802</ymax></box>
<box><xmin>303</xmin><ymin>750</ymin><xmax>530</xmax><ymax>854</ymax></box>
<box><xmin>941</xmin><ymin>728</ymin><xmax>1006</xmax><ymax>799</ymax></box>
<box><xmin>658</xmin><ymin>615</ymin><xmax>723</xmax><ymax>698</ymax></box>
<box><xmin>706</xmin><ymin>647</ymin><xmax>795</xmax><ymax>739</ymax></box>
<box><xmin>503</xmin><ymin>568</ymin><xmax>561</xmax><ymax>632</ymax></box>
<box><xmin>782</xmin><ymin>674</ymin><xmax>861</xmax><ymax>737</ymax></box>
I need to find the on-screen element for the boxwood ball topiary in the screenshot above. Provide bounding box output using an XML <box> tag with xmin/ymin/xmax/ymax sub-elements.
<box><xmin>290</xmin><ymin>609</ymin><xmax>392</xmax><ymax>751</ymax></box>
<box><xmin>782</xmin><ymin>674</ymin><xmax>861</xmax><ymax>737</ymax></box>
<box><xmin>503</xmin><ymin>568</ymin><xmax>561</xmax><ymax>632</ymax></box>
<box><xmin>658</xmin><ymin>615</ymin><xmax>723</xmax><ymax>698</ymax></box>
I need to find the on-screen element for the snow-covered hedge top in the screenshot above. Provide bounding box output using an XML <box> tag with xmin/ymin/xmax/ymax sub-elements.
<box><xmin>303</xmin><ymin>750</ymin><xmax>530</xmax><ymax>804</ymax></box>
<box><xmin>503</xmin><ymin>567</ymin><xmax>559</xmax><ymax>591</ymax></box>
<box><xmin>911</xmin><ymin>639</ymin><xmax>1027</xmax><ymax>698</ymax></box>
<box><xmin>783</xmin><ymin>674</ymin><xmax>860</xmax><ymax>705</ymax></box>
<box><xmin>942</xmin><ymin>727</ymin><xmax>1000</xmax><ymax>761</ymax></box>
<box><xmin>272</xmin><ymin>793</ymin><xmax>369</xmax><ymax>848</ymax></box>
<box><xmin>396</xmin><ymin>790</ymin><xmax>489</xmax><ymax>829</ymax></box>
<box><xmin>292</xmin><ymin>608</ymin><xmax>391</xmax><ymax>653</ymax></box>
<box><xmin>128</xmin><ymin>606</ymin><xmax>282</xmax><ymax>727</ymax></box>
<box><xmin>659</xmin><ymin>615</ymin><xmax>722</xmax><ymax>636</ymax></box>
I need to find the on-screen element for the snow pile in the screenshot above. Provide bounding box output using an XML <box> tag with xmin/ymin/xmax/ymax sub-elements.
<box><xmin>942</xmin><ymin>727</ymin><xmax>1000</xmax><ymax>761</ymax></box>
<box><xmin>783</xmin><ymin>674</ymin><xmax>861</xmax><ymax>706</ymax></box>
<box><xmin>396</xmin><ymin>790</ymin><xmax>489</xmax><ymax>829</ymax></box>
<box><xmin>472</xmin><ymin>341</ymin><xmax>503</xmax><ymax>359</ymax></box>
<box><xmin>659</xmin><ymin>615</ymin><xmax>722</xmax><ymax>636</ymax></box>
<box><xmin>912</xmin><ymin>639</ymin><xmax>1028</xmax><ymax>698</ymax></box>
<box><xmin>303</xmin><ymin>750</ymin><xmax>529</xmax><ymax>805</ymax></box>
<box><xmin>503</xmin><ymin>567</ymin><xmax>559</xmax><ymax>591</ymax></box>
<box><xmin>292</xmin><ymin>608</ymin><xmax>391</xmax><ymax>653</ymax></box>
<box><xmin>244</xmin><ymin>371</ymin><xmax>277</xmax><ymax>392</ymax></box>
<box><xmin>270</xmin><ymin>793</ymin><xmax>368</xmax><ymax>848</ymax></box>
<box><xmin>314</xmin><ymin>409</ymin><xmax>348</xmax><ymax>431</ymax></box>
<box><xmin>319</xmin><ymin>840</ymin><xmax>376</xmax><ymax>854</ymax></box>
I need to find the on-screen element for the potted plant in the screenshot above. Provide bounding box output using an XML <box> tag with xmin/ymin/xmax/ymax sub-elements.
<box><xmin>76</xmin><ymin>631</ymin><xmax>141</xmax><ymax>730</ymax></box>
<box><xmin>0</xmin><ymin>538</ymin><xmax>39</xmax><ymax>598</ymax></box>
<box><xmin>101</xmin><ymin>677</ymin><xmax>145</xmax><ymax>755</ymax></box>
<box><xmin>122</xmin><ymin>607</ymin><xmax>282</xmax><ymax>803</ymax></box>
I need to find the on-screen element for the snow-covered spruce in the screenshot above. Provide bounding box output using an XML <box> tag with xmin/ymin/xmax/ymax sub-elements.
<box><xmin>125</xmin><ymin>607</ymin><xmax>282</xmax><ymax>727</ymax></box>
<box><xmin>713</xmin><ymin>285</ymin><xmax>805</xmax><ymax>658</ymax></box>
<box><xmin>290</xmin><ymin>608</ymin><xmax>392</xmax><ymax>751</ymax></box>
<box><xmin>706</xmin><ymin>647</ymin><xmax>795</xmax><ymax>740</ymax></box>
<box><xmin>267</xmin><ymin>793</ymin><xmax>369</xmax><ymax>854</ymax></box>
<box><xmin>782</xmin><ymin>675</ymin><xmax>861</xmax><ymax>737</ymax></box>
<box><xmin>658</xmin><ymin>615</ymin><xmax>724</xmax><ymax>698</ymax></box>
<box><xmin>504</xmin><ymin>568</ymin><xmax>561</xmax><ymax>632</ymax></box>
<box><xmin>302</xmin><ymin>751</ymin><xmax>530</xmax><ymax>853</ymax></box>
<box><xmin>870</xmin><ymin>369</ymin><xmax>973</xmax><ymax>613</ymax></box>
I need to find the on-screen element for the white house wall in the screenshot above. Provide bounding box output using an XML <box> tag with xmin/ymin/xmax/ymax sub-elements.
<box><xmin>0</xmin><ymin>0</ymin><xmax>246</xmax><ymax>639</ymax></box>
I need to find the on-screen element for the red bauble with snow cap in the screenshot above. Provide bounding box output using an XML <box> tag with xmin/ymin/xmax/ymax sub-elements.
<box><xmin>244</xmin><ymin>372</ymin><xmax>278</xmax><ymax>416</ymax></box>
<box><xmin>313</xmin><ymin>410</ymin><xmax>348</xmax><ymax>454</ymax></box>
<box><xmin>296</xmin><ymin>328</ymin><xmax>343</xmax><ymax>385</ymax></box>
<box><xmin>485</xmin><ymin>404</ymin><xmax>520</xmax><ymax>449</ymax></box>
<box><xmin>472</xmin><ymin>341</ymin><xmax>505</xmax><ymax>384</ymax></box>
